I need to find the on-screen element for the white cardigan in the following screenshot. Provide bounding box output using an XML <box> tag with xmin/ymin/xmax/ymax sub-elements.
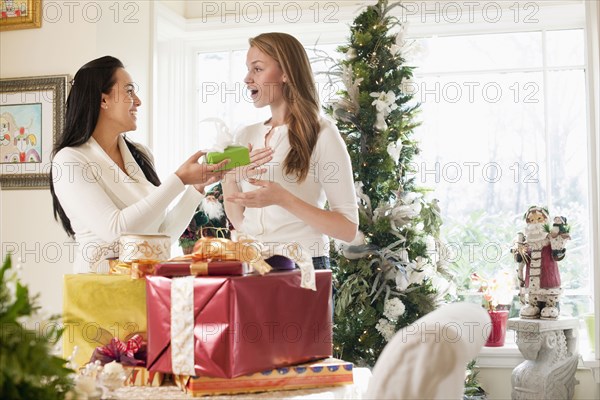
<box><xmin>53</xmin><ymin>135</ymin><xmax>203</xmax><ymax>273</ymax></box>
<box><xmin>235</xmin><ymin>117</ymin><xmax>358</xmax><ymax>258</ymax></box>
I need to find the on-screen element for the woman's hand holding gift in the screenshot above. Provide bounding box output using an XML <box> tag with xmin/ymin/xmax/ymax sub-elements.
<box><xmin>223</xmin><ymin>145</ymin><xmax>273</xmax><ymax>184</ymax></box>
<box><xmin>175</xmin><ymin>150</ymin><xmax>229</xmax><ymax>193</ymax></box>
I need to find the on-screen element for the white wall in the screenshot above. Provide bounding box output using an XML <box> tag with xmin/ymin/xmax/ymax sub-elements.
<box><xmin>0</xmin><ymin>0</ymin><xmax>153</xmax><ymax>317</ymax></box>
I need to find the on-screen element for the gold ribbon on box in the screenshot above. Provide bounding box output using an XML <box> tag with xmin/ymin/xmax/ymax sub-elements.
<box><xmin>108</xmin><ymin>256</ymin><xmax>242</xmax><ymax>279</ymax></box>
<box><xmin>108</xmin><ymin>258</ymin><xmax>132</xmax><ymax>275</ymax></box>
<box><xmin>108</xmin><ymin>237</ymin><xmax>309</xmax><ymax>280</ymax></box>
<box><xmin>109</xmin><ymin>259</ymin><xmax>162</xmax><ymax>279</ymax></box>
<box><xmin>191</xmin><ymin>237</ymin><xmax>272</xmax><ymax>275</ymax></box>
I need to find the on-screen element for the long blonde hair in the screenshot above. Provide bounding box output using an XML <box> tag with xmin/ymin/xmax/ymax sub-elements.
<box><xmin>249</xmin><ymin>32</ymin><xmax>320</xmax><ymax>182</ymax></box>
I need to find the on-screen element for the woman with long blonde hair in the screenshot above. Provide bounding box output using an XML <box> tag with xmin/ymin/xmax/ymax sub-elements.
<box><xmin>224</xmin><ymin>32</ymin><xmax>358</xmax><ymax>268</ymax></box>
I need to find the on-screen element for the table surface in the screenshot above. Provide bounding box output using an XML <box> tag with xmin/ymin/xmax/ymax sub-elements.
<box><xmin>112</xmin><ymin>368</ymin><xmax>372</xmax><ymax>399</ymax></box>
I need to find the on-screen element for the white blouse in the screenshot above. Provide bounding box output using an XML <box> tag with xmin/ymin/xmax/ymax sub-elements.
<box><xmin>53</xmin><ymin>135</ymin><xmax>203</xmax><ymax>273</ymax></box>
<box><xmin>235</xmin><ymin>117</ymin><xmax>358</xmax><ymax>258</ymax></box>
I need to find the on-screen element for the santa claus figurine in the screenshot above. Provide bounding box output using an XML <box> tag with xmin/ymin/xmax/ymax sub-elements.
<box><xmin>515</xmin><ymin>206</ymin><xmax>570</xmax><ymax>320</ymax></box>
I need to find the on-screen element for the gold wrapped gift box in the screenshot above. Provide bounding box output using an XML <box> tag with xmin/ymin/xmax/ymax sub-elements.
<box><xmin>63</xmin><ymin>274</ymin><xmax>161</xmax><ymax>385</ymax></box>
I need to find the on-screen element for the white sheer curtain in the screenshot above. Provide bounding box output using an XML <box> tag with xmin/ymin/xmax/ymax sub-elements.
<box><xmin>153</xmin><ymin>9</ymin><xmax>201</xmax><ymax>180</ymax></box>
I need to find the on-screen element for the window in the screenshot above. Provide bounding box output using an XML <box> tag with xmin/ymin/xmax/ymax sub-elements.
<box><xmin>410</xmin><ymin>28</ymin><xmax>592</xmax><ymax>329</ymax></box>
<box><xmin>196</xmin><ymin>50</ymin><xmax>269</xmax><ymax>149</ymax></box>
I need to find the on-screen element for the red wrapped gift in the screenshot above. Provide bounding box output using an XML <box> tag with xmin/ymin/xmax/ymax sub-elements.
<box><xmin>154</xmin><ymin>260</ymin><xmax>249</xmax><ymax>277</ymax></box>
<box><xmin>146</xmin><ymin>270</ymin><xmax>332</xmax><ymax>379</ymax></box>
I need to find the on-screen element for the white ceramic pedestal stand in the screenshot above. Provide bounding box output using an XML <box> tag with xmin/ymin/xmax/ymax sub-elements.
<box><xmin>508</xmin><ymin>317</ymin><xmax>579</xmax><ymax>400</ymax></box>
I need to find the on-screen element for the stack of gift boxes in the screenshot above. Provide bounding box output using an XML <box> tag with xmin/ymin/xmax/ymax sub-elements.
<box><xmin>62</xmin><ymin>236</ymin><xmax>354</xmax><ymax>396</ymax></box>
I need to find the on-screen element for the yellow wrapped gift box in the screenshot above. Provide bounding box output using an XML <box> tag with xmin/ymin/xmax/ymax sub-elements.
<box><xmin>62</xmin><ymin>274</ymin><xmax>147</xmax><ymax>371</ymax></box>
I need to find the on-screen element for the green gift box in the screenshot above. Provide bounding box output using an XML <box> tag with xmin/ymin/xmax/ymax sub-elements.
<box><xmin>206</xmin><ymin>146</ymin><xmax>250</xmax><ymax>171</ymax></box>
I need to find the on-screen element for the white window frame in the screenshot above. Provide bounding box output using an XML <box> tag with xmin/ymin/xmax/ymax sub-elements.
<box><xmin>154</xmin><ymin>0</ymin><xmax>599</xmax><ymax>377</ymax></box>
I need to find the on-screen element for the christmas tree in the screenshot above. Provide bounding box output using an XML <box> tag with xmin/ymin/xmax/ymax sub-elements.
<box><xmin>322</xmin><ymin>0</ymin><xmax>452</xmax><ymax>366</ymax></box>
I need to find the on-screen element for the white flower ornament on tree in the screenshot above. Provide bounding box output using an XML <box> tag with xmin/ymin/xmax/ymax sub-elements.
<box><xmin>383</xmin><ymin>297</ymin><xmax>407</xmax><ymax>320</ymax></box>
<box><xmin>370</xmin><ymin>90</ymin><xmax>398</xmax><ymax>131</ymax></box>
<box><xmin>387</xmin><ymin>139</ymin><xmax>403</xmax><ymax>164</ymax></box>
<box><xmin>376</xmin><ymin>318</ymin><xmax>396</xmax><ymax>342</ymax></box>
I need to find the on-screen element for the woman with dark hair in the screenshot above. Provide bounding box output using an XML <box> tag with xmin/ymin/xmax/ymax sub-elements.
<box><xmin>223</xmin><ymin>33</ymin><xmax>358</xmax><ymax>269</ymax></box>
<box><xmin>51</xmin><ymin>56</ymin><xmax>239</xmax><ymax>273</ymax></box>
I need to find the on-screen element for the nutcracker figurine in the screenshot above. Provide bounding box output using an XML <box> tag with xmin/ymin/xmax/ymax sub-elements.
<box><xmin>512</xmin><ymin>206</ymin><xmax>571</xmax><ymax>320</ymax></box>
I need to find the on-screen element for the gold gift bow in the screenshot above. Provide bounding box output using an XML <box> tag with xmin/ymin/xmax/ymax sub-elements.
<box><xmin>108</xmin><ymin>258</ymin><xmax>132</xmax><ymax>275</ymax></box>
<box><xmin>108</xmin><ymin>259</ymin><xmax>161</xmax><ymax>279</ymax></box>
<box><xmin>190</xmin><ymin>237</ymin><xmax>272</xmax><ymax>275</ymax></box>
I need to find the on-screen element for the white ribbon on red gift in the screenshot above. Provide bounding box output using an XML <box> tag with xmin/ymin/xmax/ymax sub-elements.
<box><xmin>276</xmin><ymin>243</ymin><xmax>316</xmax><ymax>291</ymax></box>
<box><xmin>171</xmin><ymin>276</ymin><xmax>196</xmax><ymax>376</ymax></box>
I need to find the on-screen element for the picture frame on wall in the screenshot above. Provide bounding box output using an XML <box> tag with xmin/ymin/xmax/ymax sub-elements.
<box><xmin>0</xmin><ymin>0</ymin><xmax>42</xmax><ymax>31</ymax></box>
<box><xmin>0</xmin><ymin>75</ymin><xmax>67</xmax><ymax>190</ymax></box>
